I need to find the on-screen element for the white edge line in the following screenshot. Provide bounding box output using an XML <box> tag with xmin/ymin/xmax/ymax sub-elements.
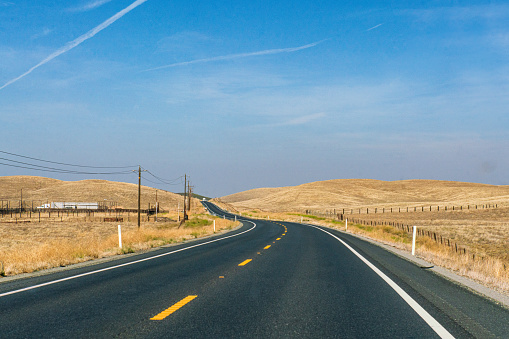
<box><xmin>0</xmin><ymin>220</ymin><xmax>256</xmax><ymax>298</ymax></box>
<box><xmin>305</xmin><ymin>223</ymin><xmax>454</xmax><ymax>339</ymax></box>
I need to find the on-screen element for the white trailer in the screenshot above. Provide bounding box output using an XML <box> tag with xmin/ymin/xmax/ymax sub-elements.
<box><xmin>37</xmin><ymin>202</ymin><xmax>99</xmax><ymax>209</ymax></box>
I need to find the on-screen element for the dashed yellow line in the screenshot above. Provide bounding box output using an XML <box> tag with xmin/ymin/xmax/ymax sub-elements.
<box><xmin>264</xmin><ymin>245</ymin><xmax>271</xmax><ymax>249</ymax></box>
<box><xmin>276</xmin><ymin>238</ymin><xmax>281</xmax><ymax>240</ymax></box>
<box><xmin>238</xmin><ymin>259</ymin><xmax>252</xmax><ymax>266</ymax></box>
<box><xmin>151</xmin><ymin>295</ymin><xmax>197</xmax><ymax>320</ymax></box>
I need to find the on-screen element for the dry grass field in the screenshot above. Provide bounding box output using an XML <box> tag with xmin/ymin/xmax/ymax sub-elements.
<box><xmin>0</xmin><ymin>175</ymin><xmax>188</xmax><ymax>210</ymax></box>
<box><xmin>220</xmin><ymin>179</ymin><xmax>509</xmax><ymax>212</ymax></box>
<box><xmin>0</xmin><ymin>209</ymin><xmax>238</xmax><ymax>276</ymax></box>
<box><xmin>0</xmin><ymin>176</ymin><xmax>234</xmax><ymax>277</ymax></box>
<box><xmin>217</xmin><ymin>179</ymin><xmax>509</xmax><ymax>294</ymax></box>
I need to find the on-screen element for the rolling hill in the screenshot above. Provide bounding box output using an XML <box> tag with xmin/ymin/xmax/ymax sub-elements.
<box><xmin>219</xmin><ymin>179</ymin><xmax>509</xmax><ymax>212</ymax></box>
<box><xmin>0</xmin><ymin>176</ymin><xmax>188</xmax><ymax>210</ymax></box>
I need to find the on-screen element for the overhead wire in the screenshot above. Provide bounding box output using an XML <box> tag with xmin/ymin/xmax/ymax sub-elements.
<box><xmin>0</xmin><ymin>150</ymin><xmax>136</xmax><ymax>169</ymax></box>
<box><xmin>0</xmin><ymin>150</ymin><xmax>184</xmax><ymax>185</ymax></box>
<box><xmin>0</xmin><ymin>159</ymin><xmax>133</xmax><ymax>175</ymax></box>
<box><xmin>142</xmin><ymin>169</ymin><xmax>184</xmax><ymax>185</ymax></box>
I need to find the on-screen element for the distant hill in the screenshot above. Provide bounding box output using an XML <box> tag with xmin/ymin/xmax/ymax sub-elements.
<box><xmin>0</xmin><ymin>176</ymin><xmax>190</xmax><ymax>210</ymax></box>
<box><xmin>219</xmin><ymin>179</ymin><xmax>509</xmax><ymax>212</ymax></box>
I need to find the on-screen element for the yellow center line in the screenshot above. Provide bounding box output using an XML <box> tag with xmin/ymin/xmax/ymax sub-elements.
<box><xmin>238</xmin><ymin>259</ymin><xmax>252</xmax><ymax>266</ymax></box>
<box><xmin>276</xmin><ymin>238</ymin><xmax>281</xmax><ymax>240</ymax></box>
<box><xmin>151</xmin><ymin>295</ymin><xmax>197</xmax><ymax>321</ymax></box>
<box><xmin>264</xmin><ymin>245</ymin><xmax>271</xmax><ymax>249</ymax></box>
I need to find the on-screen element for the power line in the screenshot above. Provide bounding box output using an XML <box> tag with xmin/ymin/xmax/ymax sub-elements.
<box><xmin>142</xmin><ymin>169</ymin><xmax>184</xmax><ymax>185</ymax></box>
<box><xmin>0</xmin><ymin>150</ymin><xmax>136</xmax><ymax>169</ymax></box>
<box><xmin>0</xmin><ymin>157</ymin><xmax>133</xmax><ymax>175</ymax></box>
<box><xmin>0</xmin><ymin>161</ymin><xmax>133</xmax><ymax>175</ymax></box>
<box><xmin>0</xmin><ymin>150</ymin><xmax>184</xmax><ymax>184</ymax></box>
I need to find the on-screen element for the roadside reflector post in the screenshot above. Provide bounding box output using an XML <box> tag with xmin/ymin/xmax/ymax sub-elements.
<box><xmin>345</xmin><ymin>218</ymin><xmax>348</xmax><ymax>231</ymax></box>
<box><xmin>412</xmin><ymin>226</ymin><xmax>417</xmax><ymax>256</ymax></box>
<box><xmin>235</xmin><ymin>215</ymin><xmax>237</xmax><ymax>222</ymax></box>
<box><xmin>213</xmin><ymin>220</ymin><xmax>216</xmax><ymax>232</ymax></box>
<box><xmin>118</xmin><ymin>224</ymin><xmax>122</xmax><ymax>249</ymax></box>
<box><xmin>301</xmin><ymin>216</ymin><xmax>303</xmax><ymax>223</ymax></box>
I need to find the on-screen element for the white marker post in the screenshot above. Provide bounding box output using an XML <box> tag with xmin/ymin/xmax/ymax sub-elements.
<box><xmin>301</xmin><ymin>216</ymin><xmax>303</xmax><ymax>223</ymax></box>
<box><xmin>118</xmin><ymin>224</ymin><xmax>122</xmax><ymax>249</ymax></box>
<box><xmin>345</xmin><ymin>218</ymin><xmax>348</xmax><ymax>231</ymax></box>
<box><xmin>412</xmin><ymin>226</ymin><xmax>417</xmax><ymax>256</ymax></box>
<box><xmin>213</xmin><ymin>220</ymin><xmax>216</xmax><ymax>233</ymax></box>
<box><xmin>235</xmin><ymin>215</ymin><xmax>237</xmax><ymax>222</ymax></box>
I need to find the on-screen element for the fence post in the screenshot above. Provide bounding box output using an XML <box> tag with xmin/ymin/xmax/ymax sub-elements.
<box><xmin>412</xmin><ymin>226</ymin><xmax>417</xmax><ymax>256</ymax></box>
<box><xmin>118</xmin><ymin>224</ymin><xmax>122</xmax><ymax>248</ymax></box>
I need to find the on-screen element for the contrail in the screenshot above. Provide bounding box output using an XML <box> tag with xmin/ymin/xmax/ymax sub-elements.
<box><xmin>0</xmin><ymin>0</ymin><xmax>148</xmax><ymax>91</ymax></box>
<box><xmin>143</xmin><ymin>39</ymin><xmax>329</xmax><ymax>72</ymax></box>
<box><xmin>70</xmin><ymin>0</ymin><xmax>114</xmax><ymax>12</ymax></box>
<box><xmin>366</xmin><ymin>23</ymin><xmax>384</xmax><ymax>31</ymax></box>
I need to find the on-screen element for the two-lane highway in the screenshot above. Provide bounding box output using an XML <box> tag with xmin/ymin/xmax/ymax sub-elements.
<box><xmin>1</xmin><ymin>202</ymin><xmax>508</xmax><ymax>338</ymax></box>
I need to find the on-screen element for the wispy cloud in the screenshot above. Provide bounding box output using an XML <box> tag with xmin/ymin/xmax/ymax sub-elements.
<box><xmin>31</xmin><ymin>28</ymin><xmax>53</xmax><ymax>40</ymax></box>
<box><xmin>280</xmin><ymin>113</ymin><xmax>326</xmax><ymax>126</ymax></box>
<box><xmin>143</xmin><ymin>39</ymin><xmax>328</xmax><ymax>72</ymax></box>
<box><xmin>0</xmin><ymin>0</ymin><xmax>148</xmax><ymax>91</ymax></box>
<box><xmin>69</xmin><ymin>0</ymin><xmax>114</xmax><ymax>12</ymax></box>
<box><xmin>400</xmin><ymin>4</ymin><xmax>509</xmax><ymax>22</ymax></box>
<box><xmin>366</xmin><ymin>23</ymin><xmax>384</xmax><ymax>31</ymax></box>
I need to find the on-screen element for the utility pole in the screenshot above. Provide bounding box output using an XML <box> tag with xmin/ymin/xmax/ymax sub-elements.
<box><xmin>133</xmin><ymin>166</ymin><xmax>147</xmax><ymax>229</ymax></box>
<box><xmin>187</xmin><ymin>184</ymin><xmax>192</xmax><ymax>212</ymax></box>
<box><xmin>183</xmin><ymin>174</ymin><xmax>187</xmax><ymax>221</ymax></box>
<box><xmin>138</xmin><ymin>166</ymin><xmax>141</xmax><ymax>229</ymax></box>
<box><xmin>20</xmin><ymin>188</ymin><xmax>23</xmax><ymax>218</ymax></box>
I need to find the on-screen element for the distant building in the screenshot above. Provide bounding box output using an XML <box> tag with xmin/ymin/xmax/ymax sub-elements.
<box><xmin>37</xmin><ymin>202</ymin><xmax>99</xmax><ymax>210</ymax></box>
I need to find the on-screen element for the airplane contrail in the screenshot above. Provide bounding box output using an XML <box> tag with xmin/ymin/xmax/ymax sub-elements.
<box><xmin>70</xmin><ymin>0</ymin><xmax>114</xmax><ymax>12</ymax></box>
<box><xmin>0</xmin><ymin>0</ymin><xmax>149</xmax><ymax>91</ymax></box>
<box><xmin>366</xmin><ymin>23</ymin><xmax>384</xmax><ymax>31</ymax></box>
<box><xmin>143</xmin><ymin>39</ymin><xmax>329</xmax><ymax>72</ymax></box>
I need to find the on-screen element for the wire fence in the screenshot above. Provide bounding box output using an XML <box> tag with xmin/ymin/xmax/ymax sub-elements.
<box><xmin>303</xmin><ymin>203</ymin><xmax>502</xmax><ymax>263</ymax></box>
<box><xmin>304</xmin><ymin>203</ymin><xmax>498</xmax><ymax>218</ymax></box>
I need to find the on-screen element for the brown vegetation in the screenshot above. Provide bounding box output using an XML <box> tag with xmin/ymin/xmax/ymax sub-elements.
<box><xmin>0</xmin><ymin>175</ymin><xmax>194</xmax><ymax>210</ymax></box>
<box><xmin>0</xmin><ymin>176</ymin><xmax>231</xmax><ymax>277</ymax></box>
<box><xmin>0</xmin><ymin>209</ymin><xmax>238</xmax><ymax>276</ymax></box>
<box><xmin>218</xmin><ymin>179</ymin><xmax>509</xmax><ymax>294</ymax></box>
<box><xmin>220</xmin><ymin>179</ymin><xmax>509</xmax><ymax>212</ymax></box>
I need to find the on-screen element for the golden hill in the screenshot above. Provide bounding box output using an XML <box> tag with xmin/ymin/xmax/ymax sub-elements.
<box><xmin>220</xmin><ymin>179</ymin><xmax>509</xmax><ymax>212</ymax></box>
<box><xmin>0</xmin><ymin>176</ymin><xmax>188</xmax><ymax>210</ymax></box>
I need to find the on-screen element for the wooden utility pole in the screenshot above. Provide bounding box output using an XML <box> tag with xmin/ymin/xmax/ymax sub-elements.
<box><xmin>183</xmin><ymin>174</ymin><xmax>187</xmax><ymax>222</ymax></box>
<box><xmin>20</xmin><ymin>188</ymin><xmax>23</xmax><ymax>218</ymax></box>
<box><xmin>138</xmin><ymin>166</ymin><xmax>141</xmax><ymax>229</ymax></box>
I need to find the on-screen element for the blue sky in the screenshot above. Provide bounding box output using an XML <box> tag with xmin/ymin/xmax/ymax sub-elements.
<box><xmin>1</xmin><ymin>0</ymin><xmax>508</xmax><ymax>197</ymax></box>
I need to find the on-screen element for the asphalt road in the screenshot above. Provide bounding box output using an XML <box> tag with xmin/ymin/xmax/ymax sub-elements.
<box><xmin>0</xmin><ymin>202</ymin><xmax>508</xmax><ymax>338</ymax></box>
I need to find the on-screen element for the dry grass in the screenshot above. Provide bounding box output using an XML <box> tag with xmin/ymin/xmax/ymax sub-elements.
<box><xmin>237</xmin><ymin>209</ymin><xmax>509</xmax><ymax>293</ymax></box>
<box><xmin>220</xmin><ymin>179</ymin><xmax>509</xmax><ymax>212</ymax></box>
<box><xmin>0</xmin><ymin>175</ymin><xmax>199</xmax><ymax>210</ymax></box>
<box><xmin>0</xmin><ymin>208</ymin><xmax>238</xmax><ymax>277</ymax></box>
<box><xmin>216</xmin><ymin>179</ymin><xmax>509</xmax><ymax>295</ymax></box>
